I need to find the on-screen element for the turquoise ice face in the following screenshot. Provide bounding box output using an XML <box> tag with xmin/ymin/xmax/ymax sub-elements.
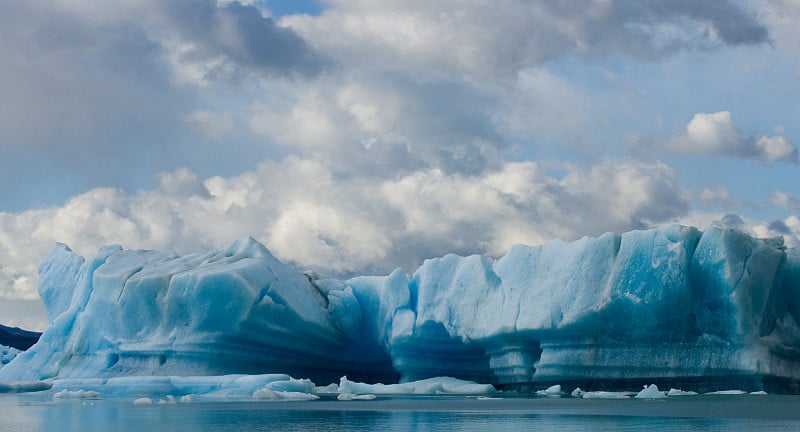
<box><xmin>3</xmin><ymin>225</ymin><xmax>799</xmax><ymax>393</ymax></box>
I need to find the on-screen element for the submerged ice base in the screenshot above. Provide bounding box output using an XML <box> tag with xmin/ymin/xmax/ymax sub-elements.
<box><xmin>1</xmin><ymin>225</ymin><xmax>800</xmax><ymax>393</ymax></box>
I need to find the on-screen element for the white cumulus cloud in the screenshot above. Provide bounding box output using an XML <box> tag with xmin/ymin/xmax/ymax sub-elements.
<box><xmin>658</xmin><ymin>111</ymin><xmax>796</xmax><ymax>162</ymax></box>
<box><xmin>0</xmin><ymin>158</ymin><xmax>689</xmax><ymax>328</ymax></box>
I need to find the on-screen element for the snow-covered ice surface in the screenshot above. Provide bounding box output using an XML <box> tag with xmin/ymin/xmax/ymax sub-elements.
<box><xmin>2</xmin><ymin>225</ymin><xmax>800</xmax><ymax>394</ymax></box>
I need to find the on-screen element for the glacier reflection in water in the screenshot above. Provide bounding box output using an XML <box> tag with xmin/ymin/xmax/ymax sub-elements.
<box><xmin>3</xmin><ymin>394</ymin><xmax>800</xmax><ymax>432</ymax></box>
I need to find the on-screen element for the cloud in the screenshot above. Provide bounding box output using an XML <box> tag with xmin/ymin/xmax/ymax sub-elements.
<box><xmin>773</xmin><ymin>191</ymin><xmax>800</xmax><ymax>211</ymax></box>
<box><xmin>711</xmin><ymin>212</ymin><xmax>746</xmax><ymax>230</ymax></box>
<box><xmin>157</xmin><ymin>167</ymin><xmax>212</xmax><ymax>198</ymax></box>
<box><xmin>284</xmin><ymin>0</ymin><xmax>768</xmax><ymax>79</ymax></box>
<box><xmin>380</xmin><ymin>159</ymin><xmax>688</xmax><ymax>258</ymax></box>
<box><xmin>636</xmin><ymin>111</ymin><xmax>797</xmax><ymax>162</ymax></box>
<box><xmin>0</xmin><ymin>3</ymin><xmax>184</xmax><ymax>148</ymax></box>
<box><xmin>0</xmin><ymin>0</ymin><xmax>326</xmax><ymax>212</ymax></box>
<box><xmin>185</xmin><ymin>111</ymin><xmax>234</xmax><ymax>140</ymax></box>
<box><xmin>0</xmin><ymin>0</ymin><xmax>781</xmax><ymax>215</ymax></box>
<box><xmin>751</xmin><ymin>216</ymin><xmax>800</xmax><ymax>247</ymax></box>
<box><xmin>248</xmin><ymin>75</ymin><xmax>505</xmax><ymax>177</ymax></box>
<box><xmin>0</xmin><ymin>299</ymin><xmax>47</xmax><ymax>332</ymax></box>
<box><xmin>0</xmin><ymin>158</ymin><xmax>689</xmax><ymax>323</ymax></box>
<box><xmin>760</xmin><ymin>0</ymin><xmax>800</xmax><ymax>58</ymax></box>
<box><xmin>680</xmin><ymin>211</ymin><xmax>800</xmax><ymax>248</ymax></box>
<box><xmin>157</xmin><ymin>0</ymin><xmax>325</xmax><ymax>84</ymax></box>
<box><xmin>698</xmin><ymin>187</ymin><xmax>741</xmax><ymax>208</ymax></box>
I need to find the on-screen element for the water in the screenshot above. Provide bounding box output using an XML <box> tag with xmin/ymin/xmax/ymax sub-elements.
<box><xmin>3</xmin><ymin>394</ymin><xmax>799</xmax><ymax>431</ymax></box>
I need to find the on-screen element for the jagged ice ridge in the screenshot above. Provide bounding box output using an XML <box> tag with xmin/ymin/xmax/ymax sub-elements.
<box><xmin>1</xmin><ymin>225</ymin><xmax>800</xmax><ymax>393</ymax></box>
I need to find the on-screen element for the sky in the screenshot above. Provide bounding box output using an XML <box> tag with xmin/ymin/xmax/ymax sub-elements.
<box><xmin>0</xmin><ymin>0</ymin><xmax>799</xmax><ymax>330</ymax></box>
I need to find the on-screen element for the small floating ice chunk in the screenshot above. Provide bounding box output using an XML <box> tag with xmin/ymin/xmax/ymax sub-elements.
<box><xmin>133</xmin><ymin>398</ymin><xmax>153</xmax><ymax>406</ymax></box>
<box><xmin>536</xmin><ymin>385</ymin><xmax>562</xmax><ymax>396</ymax></box>
<box><xmin>570</xmin><ymin>387</ymin><xmax>585</xmax><ymax>398</ymax></box>
<box><xmin>337</xmin><ymin>393</ymin><xmax>376</xmax><ymax>401</ymax></box>
<box><xmin>157</xmin><ymin>395</ymin><xmax>177</xmax><ymax>404</ymax></box>
<box><xmin>749</xmin><ymin>391</ymin><xmax>768</xmax><ymax>395</ymax></box>
<box><xmin>583</xmin><ymin>391</ymin><xmax>632</xmax><ymax>399</ymax></box>
<box><xmin>476</xmin><ymin>396</ymin><xmax>503</xmax><ymax>400</ymax></box>
<box><xmin>337</xmin><ymin>376</ymin><xmax>412</xmax><ymax>395</ymax></box>
<box><xmin>338</xmin><ymin>376</ymin><xmax>494</xmax><ymax>395</ymax></box>
<box><xmin>705</xmin><ymin>390</ymin><xmax>747</xmax><ymax>395</ymax></box>
<box><xmin>252</xmin><ymin>388</ymin><xmax>319</xmax><ymax>400</ymax></box>
<box><xmin>179</xmin><ymin>395</ymin><xmax>193</xmax><ymax>403</ymax></box>
<box><xmin>667</xmin><ymin>388</ymin><xmax>698</xmax><ymax>396</ymax></box>
<box><xmin>634</xmin><ymin>384</ymin><xmax>666</xmax><ymax>399</ymax></box>
<box><xmin>53</xmin><ymin>389</ymin><xmax>100</xmax><ymax>399</ymax></box>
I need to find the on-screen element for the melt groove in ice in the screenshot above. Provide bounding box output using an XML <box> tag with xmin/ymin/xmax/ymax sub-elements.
<box><xmin>1</xmin><ymin>225</ymin><xmax>800</xmax><ymax>392</ymax></box>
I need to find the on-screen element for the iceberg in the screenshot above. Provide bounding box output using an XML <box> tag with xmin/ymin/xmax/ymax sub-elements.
<box><xmin>0</xmin><ymin>239</ymin><xmax>396</xmax><ymax>385</ymax></box>
<box><xmin>1</xmin><ymin>225</ymin><xmax>800</xmax><ymax>394</ymax></box>
<box><xmin>338</xmin><ymin>375</ymin><xmax>495</xmax><ymax>395</ymax></box>
<box><xmin>44</xmin><ymin>373</ymin><xmax>319</xmax><ymax>400</ymax></box>
<box><xmin>667</xmin><ymin>388</ymin><xmax>698</xmax><ymax>396</ymax></box>
<box><xmin>705</xmin><ymin>390</ymin><xmax>747</xmax><ymax>395</ymax></box>
<box><xmin>535</xmin><ymin>384</ymin><xmax>562</xmax><ymax>396</ymax></box>
<box><xmin>634</xmin><ymin>384</ymin><xmax>667</xmax><ymax>399</ymax></box>
<box><xmin>52</xmin><ymin>389</ymin><xmax>101</xmax><ymax>399</ymax></box>
<box><xmin>337</xmin><ymin>392</ymin><xmax>377</xmax><ymax>400</ymax></box>
<box><xmin>582</xmin><ymin>391</ymin><xmax>633</xmax><ymax>399</ymax></box>
<box><xmin>252</xmin><ymin>388</ymin><xmax>319</xmax><ymax>400</ymax></box>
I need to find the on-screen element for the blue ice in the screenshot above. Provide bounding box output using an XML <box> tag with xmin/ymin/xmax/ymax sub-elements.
<box><xmin>1</xmin><ymin>225</ymin><xmax>799</xmax><ymax>394</ymax></box>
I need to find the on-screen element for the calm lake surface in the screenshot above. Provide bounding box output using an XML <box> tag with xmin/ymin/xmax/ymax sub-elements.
<box><xmin>3</xmin><ymin>393</ymin><xmax>799</xmax><ymax>431</ymax></box>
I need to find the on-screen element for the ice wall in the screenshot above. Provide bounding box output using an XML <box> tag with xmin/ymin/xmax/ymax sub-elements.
<box><xmin>0</xmin><ymin>238</ymin><xmax>395</xmax><ymax>384</ymax></box>
<box><xmin>1</xmin><ymin>225</ymin><xmax>799</xmax><ymax>392</ymax></box>
<box><xmin>349</xmin><ymin>225</ymin><xmax>800</xmax><ymax>391</ymax></box>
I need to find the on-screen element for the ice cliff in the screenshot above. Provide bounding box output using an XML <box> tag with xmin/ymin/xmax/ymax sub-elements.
<box><xmin>1</xmin><ymin>225</ymin><xmax>799</xmax><ymax>392</ymax></box>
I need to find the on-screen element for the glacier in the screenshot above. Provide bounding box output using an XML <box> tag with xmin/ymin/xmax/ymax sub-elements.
<box><xmin>1</xmin><ymin>225</ymin><xmax>800</xmax><ymax>393</ymax></box>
